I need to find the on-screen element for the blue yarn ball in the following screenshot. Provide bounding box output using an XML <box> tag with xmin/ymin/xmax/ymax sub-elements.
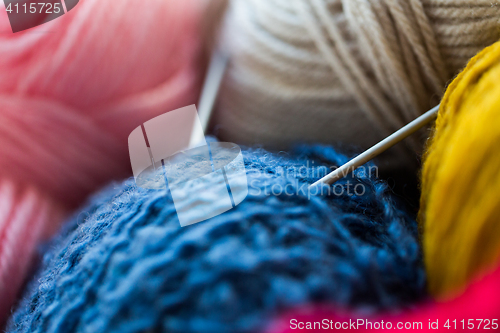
<box><xmin>8</xmin><ymin>145</ymin><xmax>425</xmax><ymax>333</ymax></box>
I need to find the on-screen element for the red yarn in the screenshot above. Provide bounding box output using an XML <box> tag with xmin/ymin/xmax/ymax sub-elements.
<box><xmin>269</xmin><ymin>267</ymin><xmax>500</xmax><ymax>332</ymax></box>
<box><xmin>0</xmin><ymin>181</ymin><xmax>64</xmax><ymax>322</ymax></box>
<box><xmin>0</xmin><ymin>0</ymin><xmax>203</xmax><ymax>324</ymax></box>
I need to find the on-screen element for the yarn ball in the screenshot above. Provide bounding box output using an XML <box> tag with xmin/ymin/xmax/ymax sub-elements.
<box><xmin>0</xmin><ymin>0</ymin><xmax>203</xmax><ymax>324</ymax></box>
<box><xmin>270</xmin><ymin>264</ymin><xmax>500</xmax><ymax>333</ymax></box>
<box><xmin>420</xmin><ymin>40</ymin><xmax>500</xmax><ymax>298</ymax></box>
<box><xmin>7</xmin><ymin>145</ymin><xmax>424</xmax><ymax>333</ymax></box>
<box><xmin>211</xmin><ymin>0</ymin><xmax>500</xmax><ymax>173</ymax></box>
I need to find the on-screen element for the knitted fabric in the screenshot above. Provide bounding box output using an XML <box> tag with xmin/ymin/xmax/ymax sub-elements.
<box><xmin>7</xmin><ymin>145</ymin><xmax>425</xmax><ymax>333</ymax></box>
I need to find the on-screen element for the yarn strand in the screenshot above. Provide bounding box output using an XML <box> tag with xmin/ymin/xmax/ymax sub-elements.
<box><xmin>213</xmin><ymin>0</ymin><xmax>500</xmax><ymax>174</ymax></box>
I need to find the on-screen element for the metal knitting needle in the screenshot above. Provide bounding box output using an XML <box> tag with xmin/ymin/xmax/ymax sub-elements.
<box><xmin>309</xmin><ymin>104</ymin><xmax>440</xmax><ymax>188</ymax></box>
<box><xmin>189</xmin><ymin>50</ymin><xmax>229</xmax><ymax>147</ymax></box>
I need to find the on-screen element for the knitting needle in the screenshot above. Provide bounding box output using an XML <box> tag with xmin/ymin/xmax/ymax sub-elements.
<box><xmin>309</xmin><ymin>104</ymin><xmax>440</xmax><ymax>188</ymax></box>
<box><xmin>189</xmin><ymin>50</ymin><xmax>229</xmax><ymax>147</ymax></box>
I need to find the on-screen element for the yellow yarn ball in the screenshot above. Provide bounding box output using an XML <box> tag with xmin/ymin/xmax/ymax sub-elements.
<box><xmin>420</xmin><ymin>41</ymin><xmax>500</xmax><ymax>299</ymax></box>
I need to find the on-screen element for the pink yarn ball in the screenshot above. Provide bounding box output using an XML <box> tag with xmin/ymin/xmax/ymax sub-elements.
<box><xmin>269</xmin><ymin>267</ymin><xmax>500</xmax><ymax>332</ymax></box>
<box><xmin>0</xmin><ymin>0</ymin><xmax>203</xmax><ymax>324</ymax></box>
